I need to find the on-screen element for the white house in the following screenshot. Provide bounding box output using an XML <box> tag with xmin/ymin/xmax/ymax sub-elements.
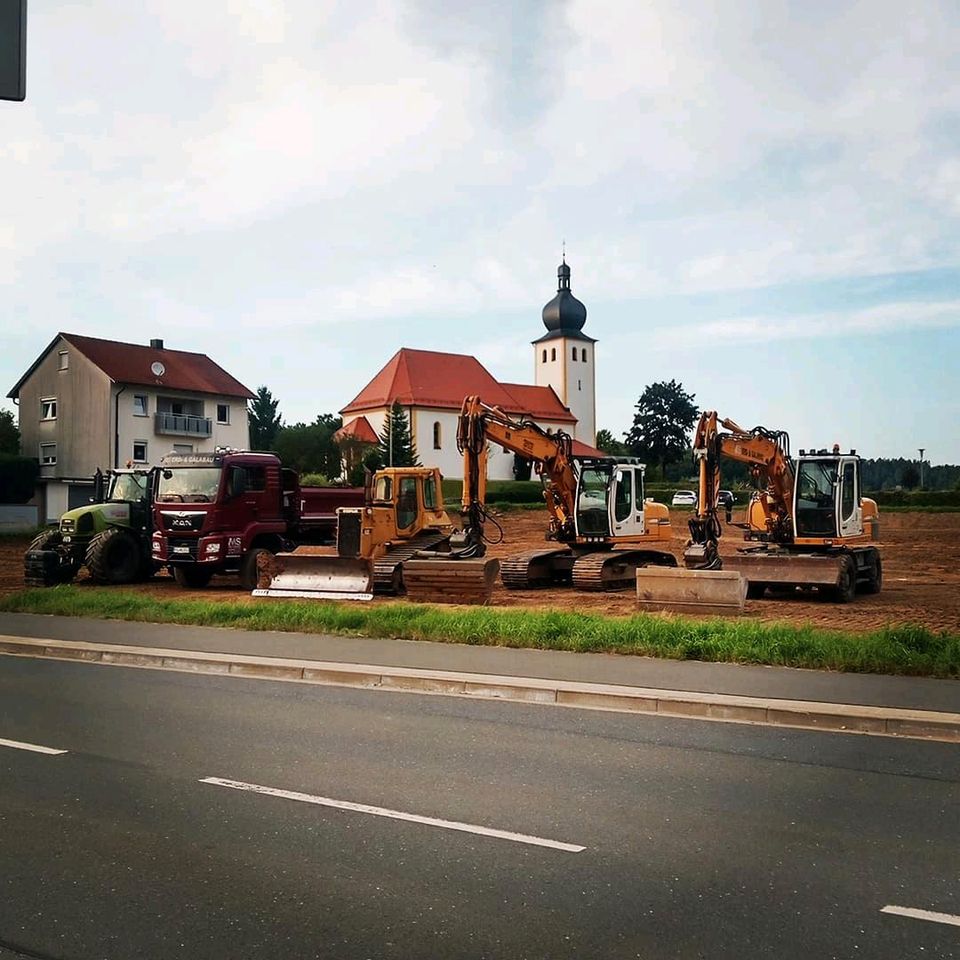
<box><xmin>336</xmin><ymin>260</ymin><xmax>601</xmax><ymax>481</ymax></box>
<box><xmin>8</xmin><ymin>333</ymin><xmax>254</xmax><ymax>521</ymax></box>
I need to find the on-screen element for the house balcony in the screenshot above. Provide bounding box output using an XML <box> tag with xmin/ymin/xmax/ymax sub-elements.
<box><xmin>154</xmin><ymin>412</ymin><xmax>212</xmax><ymax>438</ymax></box>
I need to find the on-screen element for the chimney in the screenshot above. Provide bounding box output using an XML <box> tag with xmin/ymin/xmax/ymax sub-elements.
<box><xmin>150</xmin><ymin>338</ymin><xmax>164</xmax><ymax>350</ymax></box>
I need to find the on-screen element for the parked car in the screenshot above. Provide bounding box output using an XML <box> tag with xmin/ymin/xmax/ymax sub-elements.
<box><xmin>671</xmin><ymin>490</ymin><xmax>697</xmax><ymax>507</ymax></box>
<box><xmin>717</xmin><ymin>490</ymin><xmax>735</xmax><ymax>509</ymax></box>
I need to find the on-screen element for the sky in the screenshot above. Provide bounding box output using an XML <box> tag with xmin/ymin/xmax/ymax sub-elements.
<box><xmin>2</xmin><ymin>0</ymin><xmax>959</xmax><ymax>463</ymax></box>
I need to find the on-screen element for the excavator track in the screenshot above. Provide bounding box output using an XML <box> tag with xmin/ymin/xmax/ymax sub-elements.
<box><xmin>373</xmin><ymin>532</ymin><xmax>451</xmax><ymax>594</ymax></box>
<box><xmin>499</xmin><ymin>548</ymin><xmax>574</xmax><ymax>589</ymax></box>
<box><xmin>571</xmin><ymin>550</ymin><xmax>677</xmax><ymax>592</ymax></box>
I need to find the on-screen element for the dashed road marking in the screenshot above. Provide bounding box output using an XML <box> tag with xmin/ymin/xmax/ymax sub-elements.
<box><xmin>881</xmin><ymin>905</ymin><xmax>960</xmax><ymax>928</ymax></box>
<box><xmin>0</xmin><ymin>737</ymin><xmax>67</xmax><ymax>756</ymax></box>
<box><xmin>200</xmin><ymin>776</ymin><xmax>585</xmax><ymax>853</ymax></box>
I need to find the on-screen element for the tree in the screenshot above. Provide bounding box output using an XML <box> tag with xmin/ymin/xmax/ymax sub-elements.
<box><xmin>901</xmin><ymin>464</ymin><xmax>920</xmax><ymax>490</ymax></box>
<box><xmin>248</xmin><ymin>386</ymin><xmax>283</xmax><ymax>451</ymax></box>
<box><xmin>624</xmin><ymin>380</ymin><xmax>699</xmax><ymax>479</ymax></box>
<box><xmin>0</xmin><ymin>408</ymin><xmax>19</xmax><ymax>455</ymax></box>
<box><xmin>377</xmin><ymin>401</ymin><xmax>420</xmax><ymax>467</ymax></box>
<box><xmin>595</xmin><ymin>428</ymin><xmax>627</xmax><ymax>457</ymax></box>
<box><xmin>274</xmin><ymin>413</ymin><xmax>343</xmax><ymax>478</ymax></box>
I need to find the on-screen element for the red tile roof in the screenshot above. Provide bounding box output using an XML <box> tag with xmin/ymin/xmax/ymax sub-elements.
<box><xmin>334</xmin><ymin>415</ymin><xmax>378</xmax><ymax>445</ymax></box>
<box><xmin>8</xmin><ymin>333</ymin><xmax>254</xmax><ymax>399</ymax></box>
<box><xmin>571</xmin><ymin>439</ymin><xmax>605</xmax><ymax>458</ymax></box>
<box><xmin>341</xmin><ymin>349</ymin><xmax>576</xmax><ymax>424</ymax></box>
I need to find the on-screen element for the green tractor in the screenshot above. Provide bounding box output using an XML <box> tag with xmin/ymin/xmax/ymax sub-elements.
<box><xmin>24</xmin><ymin>468</ymin><xmax>157</xmax><ymax>587</ymax></box>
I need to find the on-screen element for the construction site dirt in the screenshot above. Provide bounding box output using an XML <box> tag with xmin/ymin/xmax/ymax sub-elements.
<box><xmin>2</xmin><ymin>510</ymin><xmax>959</xmax><ymax>634</ymax></box>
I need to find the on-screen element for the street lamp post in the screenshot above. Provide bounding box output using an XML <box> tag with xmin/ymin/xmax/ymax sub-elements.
<box><xmin>918</xmin><ymin>448</ymin><xmax>925</xmax><ymax>490</ymax></box>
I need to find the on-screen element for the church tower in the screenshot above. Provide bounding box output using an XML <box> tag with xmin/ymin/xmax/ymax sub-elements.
<box><xmin>533</xmin><ymin>258</ymin><xmax>597</xmax><ymax>444</ymax></box>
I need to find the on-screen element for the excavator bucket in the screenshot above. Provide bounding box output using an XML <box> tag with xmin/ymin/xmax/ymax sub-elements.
<box><xmin>252</xmin><ymin>551</ymin><xmax>374</xmax><ymax>601</ymax></box>
<box><xmin>402</xmin><ymin>558</ymin><xmax>501</xmax><ymax>605</ymax></box>
<box><xmin>635</xmin><ymin>567</ymin><xmax>747</xmax><ymax>615</ymax></box>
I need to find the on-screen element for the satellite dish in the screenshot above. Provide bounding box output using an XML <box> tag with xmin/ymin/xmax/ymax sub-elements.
<box><xmin>151</xmin><ymin>361</ymin><xmax>165</xmax><ymax>377</ymax></box>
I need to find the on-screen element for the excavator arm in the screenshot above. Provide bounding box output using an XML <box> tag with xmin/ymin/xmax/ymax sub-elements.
<box><xmin>456</xmin><ymin>396</ymin><xmax>579</xmax><ymax>550</ymax></box>
<box><xmin>685</xmin><ymin>411</ymin><xmax>796</xmax><ymax>568</ymax></box>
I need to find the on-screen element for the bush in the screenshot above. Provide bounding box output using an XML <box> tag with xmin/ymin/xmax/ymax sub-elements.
<box><xmin>299</xmin><ymin>473</ymin><xmax>330</xmax><ymax>487</ymax></box>
<box><xmin>0</xmin><ymin>454</ymin><xmax>38</xmax><ymax>504</ymax></box>
<box><xmin>442</xmin><ymin>478</ymin><xmax>543</xmax><ymax>505</ymax></box>
<box><xmin>868</xmin><ymin>489</ymin><xmax>960</xmax><ymax>508</ymax></box>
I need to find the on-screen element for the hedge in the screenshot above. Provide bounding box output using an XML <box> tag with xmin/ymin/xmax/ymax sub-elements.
<box><xmin>0</xmin><ymin>454</ymin><xmax>38</xmax><ymax>504</ymax></box>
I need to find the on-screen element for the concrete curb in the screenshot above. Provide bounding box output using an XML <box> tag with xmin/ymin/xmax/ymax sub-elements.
<box><xmin>1</xmin><ymin>635</ymin><xmax>958</xmax><ymax>743</ymax></box>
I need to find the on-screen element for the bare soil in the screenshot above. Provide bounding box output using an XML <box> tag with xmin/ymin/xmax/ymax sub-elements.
<box><xmin>2</xmin><ymin>510</ymin><xmax>959</xmax><ymax>633</ymax></box>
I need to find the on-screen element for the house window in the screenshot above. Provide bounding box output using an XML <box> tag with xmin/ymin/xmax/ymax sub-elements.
<box><xmin>58</xmin><ymin>351</ymin><xmax>69</xmax><ymax>371</ymax></box>
<box><xmin>132</xmin><ymin>441</ymin><xmax>148</xmax><ymax>463</ymax></box>
<box><xmin>572</xmin><ymin>347</ymin><xmax>578</xmax><ymax>361</ymax></box>
<box><xmin>216</xmin><ymin>403</ymin><xmax>230</xmax><ymax>424</ymax></box>
<box><xmin>541</xmin><ymin>349</ymin><xmax>547</xmax><ymax>362</ymax></box>
<box><xmin>433</xmin><ymin>421</ymin><xmax>441</xmax><ymax>450</ymax></box>
<box><xmin>582</xmin><ymin>349</ymin><xmax>588</xmax><ymax>362</ymax></box>
<box><xmin>39</xmin><ymin>442</ymin><xmax>57</xmax><ymax>465</ymax></box>
<box><xmin>172</xmin><ymin>444</ymin><xmax>193</xmax><ymax>455</ymax></box>
<box><xmin>551</xmin><ymin>347</ymin><xmax>556</xmax><ymax>361</ymax></box>
<box><xmin>40</xmin><ymin>397</ymin><xmax>57</xmax><ymax>420</ymax></box>
<box><xmin>133</xmin><ymin>395</ymin><xmax>148</xmax><ymax>417</ymax></box>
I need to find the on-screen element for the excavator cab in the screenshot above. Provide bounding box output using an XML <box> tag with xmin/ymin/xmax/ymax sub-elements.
<box><xmin>573</xmin><ymin>458</ymin><xmax>662</xmax><ymax>543</ymax></box>
<box><xmin>793</xmin><ymin>452</ymin><xmax>866</xmax><ymax>541</ymax></box>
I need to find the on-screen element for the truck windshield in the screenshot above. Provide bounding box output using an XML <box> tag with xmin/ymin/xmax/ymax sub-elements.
<box><xmin>157</xmin><ymin>467</ymin><xmax>222</xmax><ymax>503</ymax></box>
<box><xmin>108</xmin><ymin>473</ymin><xmax>147</xmax><ymax>502</ymax></box>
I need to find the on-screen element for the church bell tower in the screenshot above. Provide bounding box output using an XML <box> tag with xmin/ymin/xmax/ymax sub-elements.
<box><xmin>533</xmin><ymin>258</ymin><xmax>597</xmax><ymax>444</ymax></box>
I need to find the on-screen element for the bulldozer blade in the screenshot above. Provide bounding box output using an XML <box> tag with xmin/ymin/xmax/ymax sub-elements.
<box><xmin>636</xmin><ymin>567</ymin><xmax>746</xmax><ymax>615</ymax></box>
<box><xmin>252</xmin><ymin>553</ymin><xmax>374</xmax><ymax>601</ymax></box>
<box><xmin>402</xmin><ymin>558</ymin><xmax>501</xmax><ymax>605</ymax></box>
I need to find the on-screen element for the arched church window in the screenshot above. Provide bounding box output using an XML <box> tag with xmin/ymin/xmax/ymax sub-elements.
<box><xmin>551</xmin><ymin>347</ymin><xmax>556</xmax><ymax>361</ymax></box>
<box><xmin>542</xmin><ymin>349</ymin><xmax>547</xmax><ymax>363</ymax></box>
<box><xmin>433</xmin><ymin>421</ymin><xmax>441</xmax><ymax>450</ymax></box>
<box><xmin>572</xmin><ymin>347</ymin><xmax>578</xmax><ymax>361</ymax></box>
<box><xmin>582</xmin><ymin>349</ymin><xmax>588</xmax><ymax>362</ymax></box>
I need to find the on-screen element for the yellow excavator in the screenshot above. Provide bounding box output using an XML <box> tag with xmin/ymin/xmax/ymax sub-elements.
<box><xmin>670</xmin><ymin>411</ymin><xmax>882</xmax><ymax>603</ymax></box>
<box><xmin>456</xmin><ymin>396</ymin><xmax>676</xmax><ymax>590</ymax></box>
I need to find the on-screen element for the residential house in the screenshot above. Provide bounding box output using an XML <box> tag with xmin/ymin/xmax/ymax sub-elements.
<box><xmin>8</xmin><ymin>333</ymin><xmax>254</xmax><ymax>521</ymax></box>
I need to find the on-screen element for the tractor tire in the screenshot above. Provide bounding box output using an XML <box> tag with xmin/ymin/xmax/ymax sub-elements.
<box><xmin>172</xmin><ymin>565</ymin><xmax>214</xmax><ymax>589</ymax></box>
<box><xmin>24</xmin><ymin>530</ymin><xmax>79</xmax><ymax>585</ymax></box>
<box><xmin>86</xmin><ymin>528</ymin><xmax>143</xmax><ymax>584</ymax></box>
<box><xmin>240</xmin><ymin>547</ymin><xmax>273</xmax><ymax>591</ymax></box>
<box><xmin>28</xmin><ymin>529</ymin><xmax>61</xmax><ymax>553</ymax></box>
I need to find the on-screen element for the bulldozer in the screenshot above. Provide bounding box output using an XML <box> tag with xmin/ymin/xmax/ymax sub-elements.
<box><xmin>24</xmin><ymin>467</ymin><xmax>157</xmax><ymax>586</ymax></box>
<box><xmin>637</xmin><ymin>411</ymin><xmax>882</xmax><ymax>612</ymax></box>
<box><xmin>253</xmin><ymin>466</ymin><xmax>500</xmax><ymax>604</ymax></box>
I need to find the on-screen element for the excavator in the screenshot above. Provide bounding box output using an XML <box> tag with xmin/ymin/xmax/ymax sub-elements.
<box><xmin>656</xmin><ymin>411</ymin><xmax>882</xmax><ymax>606</ymax></box>
<box><xmin>255</xmin><ymin>396</ymin><xmax>676</xmax><ymax>603</ymax></box>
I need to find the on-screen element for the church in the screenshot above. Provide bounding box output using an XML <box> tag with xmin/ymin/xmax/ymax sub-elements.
<box><xmin>335</xmin><ymin>259</ymin><xmax>602</xmax><ymax>481</ymax></box>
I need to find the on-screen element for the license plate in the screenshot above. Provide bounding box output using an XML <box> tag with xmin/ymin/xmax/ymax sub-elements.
<box><xmin>172</xmin><ymin>546</ymin><xmax>190</xmax><ymax>555</ymax></box>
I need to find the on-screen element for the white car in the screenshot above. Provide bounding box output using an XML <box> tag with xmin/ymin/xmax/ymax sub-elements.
<box><xmin>671</xmin><ymin>490</ymin><xmax>697</xmax><ymax>507</ymax></box>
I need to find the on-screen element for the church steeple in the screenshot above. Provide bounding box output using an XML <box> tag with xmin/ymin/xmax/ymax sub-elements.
<box><xmin>540</xmin><ymin>257</ymin><xmax>589</xmax><ymax>338</ymax></box>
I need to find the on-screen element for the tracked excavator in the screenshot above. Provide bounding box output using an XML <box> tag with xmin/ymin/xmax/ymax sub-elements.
<box><xmin>647</xmin><ymin>411</ymin><xmax>882</xmax><ymax>608</ymax></box>
<box><xmin>456</xmin><ymin>396</ymin><xmax>676</xmax><ymax>591</ymax></box>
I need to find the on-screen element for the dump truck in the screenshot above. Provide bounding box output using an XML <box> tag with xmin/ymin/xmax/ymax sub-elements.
<box><xmin>151</xmin><ymin>450</ymin><xmax>365</xmax><ymax>589</ymax></box>
<box><xmin>24</xmin><ymin>468</ymin><xmax>157</xmax><ymax>586</ymax></box>
<box><xmin>253</xmin><ymin>465</ymin><xmax>500</xmax><ymax>604</ymax></box>
<box><xmin>640</xmin><ymin>411</ymin><xmax>881</xmax><ymax>611</ymax></box>
<box><xmin>456</xmin><ymin>396</ymin><xmax>676</xmax><ymax>590</ymax></box>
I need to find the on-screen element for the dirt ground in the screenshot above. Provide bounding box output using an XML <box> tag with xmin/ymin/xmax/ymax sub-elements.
<box><xmin>3</xmin><ymin>511</ymin><xmax>959</xmax><ymax>633</ymax></box>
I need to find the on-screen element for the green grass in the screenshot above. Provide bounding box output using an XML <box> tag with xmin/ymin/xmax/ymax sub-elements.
<box><xmin>1</xmin><ymin>585</ymin><xmax>958</xmax><ymax>678</ymax></box>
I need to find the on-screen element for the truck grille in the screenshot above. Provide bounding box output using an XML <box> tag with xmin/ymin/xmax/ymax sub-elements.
<box><xmin>167</xmin><ymin>537</ymin><xmax>198</xmax><ymax>560</ymax></box>
<box><xmin>161</xmin><ymin>512</ymin><xmax>205</xmax><ymax>532</ymax></box>
<box><xmin>337</xmin><ymin>512</ymin><xmax>362</xmax><ymax>558</ymax></box>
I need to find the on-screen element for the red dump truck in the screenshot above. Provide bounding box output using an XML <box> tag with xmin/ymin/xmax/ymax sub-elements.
<box><xmin>151</xmin><ymin>450</ymin><xmax>364</xmax><ymax>589</ymax></box>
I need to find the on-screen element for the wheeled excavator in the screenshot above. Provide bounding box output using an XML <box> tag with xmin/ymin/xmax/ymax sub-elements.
<box><xmin>672</xmin><ymin>411</ymin><xmax>882</xmax><ymax>603</ymax></box>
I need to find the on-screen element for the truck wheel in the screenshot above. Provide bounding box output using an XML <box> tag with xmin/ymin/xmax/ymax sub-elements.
<box><xmin>86</xmin><ymin>528</ymin><xmax>142</xmax><ymax>584</ymax></box>
<box><xmin>864</xmin><ymin>555</ymin><xmax>882</xmax><ymax>595</ymax></box>
<box><xmin>172</xmin><ymin>565</ymin><xmax>214</xmax><ymax>588</ymax></box>
<box><xmin>240</xmin><ymin>547</ymin><xmax>272</xmax><ymax>591</ymax></box>
<box><xmin>833</xmin><ymin>556</ymin><xmax>857</xmax><ymax>603</ymax></box>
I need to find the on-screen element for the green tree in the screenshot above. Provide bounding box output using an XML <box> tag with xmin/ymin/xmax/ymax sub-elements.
<box><xmin>275</xmin><ymin>413</ymin><xmax>343</xmax><ymax>477</ymax></box>
<box><xmin>0</xmin><ymin>408</ymin><xmax>19</xmax><ymax>455</ymax></box>
<box><xmin>595</xmin><ymin>428</ymin><xmax>627</xmax><ymax>457</ymax></box>
<box><xmin>901</xmin><ymin>463</ymin><xmax>920</xmax><ymax>490</ymax></box>
<box><xmin>624</xmin><ymin>380</ymin><xmax>699</xmax><ymax>479</ymax></box>
<box><xmin>248</xmin><ymin>386</ymin><xmax>283</xmax><ymax>451</ymax></box>
<box><xmin>377</xmin><ymin>401</ymin><xmax>420</xmax><ymax>467</ymax></box>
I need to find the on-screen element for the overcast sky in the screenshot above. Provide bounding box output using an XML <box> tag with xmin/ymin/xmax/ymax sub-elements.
<box><xmin>2</xmin><ymin>1</ymin><xmax>959</xmax><ymax>463</ymax></box>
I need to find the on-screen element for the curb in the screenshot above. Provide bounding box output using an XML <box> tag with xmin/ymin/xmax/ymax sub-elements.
<box><xmin>1</xmin><ymin>634</ymin><xmax>958</xmax><ymax>743</ymax></box>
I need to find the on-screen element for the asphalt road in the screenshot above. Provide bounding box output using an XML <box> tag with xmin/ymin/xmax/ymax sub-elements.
<box><xmin>1</xmin><ymin>654</ymin><xmax>958</xmax><ymax>960</ymax></box>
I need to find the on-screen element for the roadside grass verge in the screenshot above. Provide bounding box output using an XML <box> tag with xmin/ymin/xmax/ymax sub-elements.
<box><xmin>1</xmin><ymin>586</ymin><xmax>958</xmax><ymax>678</ymax></box>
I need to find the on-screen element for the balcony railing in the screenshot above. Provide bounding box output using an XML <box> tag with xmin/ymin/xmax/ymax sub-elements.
<box><xmin>154</xmin><ymin>412</ymin><xmax>212</xmax><ymax>438</ymax></box>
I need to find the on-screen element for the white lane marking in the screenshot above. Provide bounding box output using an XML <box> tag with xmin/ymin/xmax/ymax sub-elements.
<box><xmin>200</xmin><ymin>776</ymin><xmax>584</xmax><ymax>853</ymax></box>
<box><xmin>0</xmin><ymin>737</ymin><xmax>67</xmax><ymax>756</ymax></box>
<box><xmin>881</xmin><ymin>905</ymin><xmax>960</xmax><ymax>928</ymax></box>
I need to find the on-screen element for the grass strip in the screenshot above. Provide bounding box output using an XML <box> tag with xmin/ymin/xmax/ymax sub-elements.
<box><xmin>1</xmin><ymin>586</ymin><xmax>958</xmax><ymax>678</ymax></box>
